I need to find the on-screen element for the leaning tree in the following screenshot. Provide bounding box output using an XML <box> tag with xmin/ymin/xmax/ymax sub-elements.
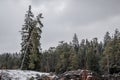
<box><xmin>20</xmin><ymin>5</ymin><xmax>43</xmax><ymax>70</ymax></box>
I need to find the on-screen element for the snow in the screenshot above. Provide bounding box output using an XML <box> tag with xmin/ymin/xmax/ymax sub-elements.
<box><xmin>0</xmin><ymin>70</ymin><xmax>49</xmax><ymax>80</ymax></box>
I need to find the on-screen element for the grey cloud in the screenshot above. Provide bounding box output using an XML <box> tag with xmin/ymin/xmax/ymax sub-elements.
<box><xmin>50</xmin><ymin>0</ymin><xmax>120</xmax><ymax>26</ymax></box>
<box><xmin>0</xmin><ymin>0</ymin><xmax>25</xmax><ymax>53</ymax></box>
<box><xmin>31</xmin><ymin>0</ymin><xmax>120</xmax><ymax>26</ymax></box>
<box><xmin>0</xmin><ymin>0</ymin><xmax>120</xmax><ymax>52</ymax></box>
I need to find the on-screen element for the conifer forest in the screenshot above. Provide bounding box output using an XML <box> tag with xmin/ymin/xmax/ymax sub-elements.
<box><xmin>0</xmin><ymin>1</ymin><xmax>120</xmax><ymax>80</ymax></box>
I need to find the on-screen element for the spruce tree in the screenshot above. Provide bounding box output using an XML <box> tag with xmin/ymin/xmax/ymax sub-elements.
<box><xmin>104</xmin><ymin>31</ymin><xmax>111</xmax><ymax>47</ymax></box>
<box><xmin>78</xmin><ymin>39</ymin><xmax>86</xmax><ymax>69</ymax></box>
<box><xmin>102</xmin><ymin>29</ymin><xmax>120</xmax><ymax>74</ymax></box>
<box><xmin>86</xmin><ymin>38</ymin><xmax>100</xmax><ymax>73</ymax></box>
<box><xmin>68</xmin><ymin>49</ymin><xmax>79</xmax><ymax>70</ymax></box>
<box><xmin>72</xmin><ymin>33</ymin><xmax>79</xmax><ymax>53</ymax></box>
<box><xmin>20</xmin><ymin>5</ymin><xmax>43</xmax><ymax>70</ymax></box>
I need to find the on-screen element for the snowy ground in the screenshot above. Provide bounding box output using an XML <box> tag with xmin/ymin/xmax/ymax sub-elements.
<box><xmin>0</xmin><ymin>70</ymin><xmax>49</xmax><ymax>80</ymax></box>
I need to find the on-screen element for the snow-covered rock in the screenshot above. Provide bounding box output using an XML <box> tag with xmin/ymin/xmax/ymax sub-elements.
<box><xmin>0</xmin><ymin>70</ymin><xmax>49</xmax><ymax>80</ymax></box>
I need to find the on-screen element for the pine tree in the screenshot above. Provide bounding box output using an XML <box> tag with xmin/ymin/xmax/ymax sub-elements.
<box><xmin>55</xmin><ymin>42</ymin><xmax>71</xmax><ymax>73</ymax></box>
<box><xmin>86</xmin><ymin>38</ymin><xmax>100</xmax><ymax>73</ymax></box>
<box><xmin>20</xmin><ymin>5</ymin><xmax>43</xmax><ymax>70</ymax></box>
<box><xmin>78</xmin><ymin>39</ymin><xmax>86</xmax><ymax>69</ymax></box>
<box><xmin>72</xmin><ymin>33</ymin><xmax>79</xmax><ymax>53</ymax></box>
<box><xmin>100</xmin><ymin>29</ymin><xmax>120</xmax><ymax>74</ymax></box>
<box><xmin>104</xmin><ymin>31</ymin><xmax>111</xmax><ymax>47</ymax></box>
<box><xmin>68</xmin><ymin>49</ymin><xmax>79</xmax><ymax>70</ymax></box>
<box><xmin>114</xmin><ymin>28</ymin><xmax>120</xmax><ymax>39</ymax></box>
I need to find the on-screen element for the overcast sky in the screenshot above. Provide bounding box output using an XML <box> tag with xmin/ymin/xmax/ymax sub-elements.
<box><xmin>0</xmin><ymin>0</ymin><xmax>120</xmax><ymax>53</ymax></box>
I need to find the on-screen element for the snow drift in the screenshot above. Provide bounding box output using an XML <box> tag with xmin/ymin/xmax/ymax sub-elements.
<box><xmin>0</xmin><ymin>70</ymin><xmax>49</xmax><ymax>80</ymax></box>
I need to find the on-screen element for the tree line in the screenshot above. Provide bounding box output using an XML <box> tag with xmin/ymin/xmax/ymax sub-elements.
<box><xmin>40</xmin><ymin>29</ymin><xmax>120</xmax><ymax>75</ymax></box>
<box><xmin>0</xmin><ymin>29</ymin><xmax>120</xmax><ymax>75</ymax></box>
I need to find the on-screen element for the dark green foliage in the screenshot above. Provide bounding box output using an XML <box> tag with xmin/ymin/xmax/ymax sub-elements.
<box><xmin>20</xmin><ymin>5</ymin><xmax>35</xmax><ymax>70</ymax></box>
<box><xmin>0</xmin><ymin>53</ymin><xmax>21</xmax><ymax>69</ymax></box>
<box><xmin>72</xmin><ymin>33</ymin><xmax>79</xmax><ymax>53</ymax></box>
<box><xmin>104</xmin><ymin>31</ymin><xmax>111</xmax><ymax>47</ymax></box>
<box><xmin>55</xmin><ymin>42</ymin><xmax>72</xmax><ymax>73</ymax></box>
<box><xmin>41</xmin><ymin>47</ymin><xmax>58</xmax><ymax>72</ymax></box>
<box><xmin>68</xmin><ymin>51</ymin><xmax>79</xmax><ymax>70</ymax></box>
<box><xmin>39</xmin><ymin>37</ymin><xmax>102</xmax><ymax>74</ymax></box>
<box><xmin>39</xmin><ymin>29</ymin><xmax>120</xmax><ymax>75</ymax></box>
<box><xmin>20</xmin><ymin>5</ymin><xmax>43</xmax><ymax>70</ymax></box>
<box><xmin>78</xmin><ymin>39</ymin><xmax>86</xmax><ymax>69</ymax></box>
<box><xmin>86</xmin><ymin>39</ymin><xmax>100</xmax><ymax>73</ymax></box>
<box><xmin>100</xmin><ymin>29</ymin><xmax>120</xmax><ymax>74</ymax></box>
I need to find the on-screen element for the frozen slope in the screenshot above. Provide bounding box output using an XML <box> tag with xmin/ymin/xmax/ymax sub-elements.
<box><xmin>0</xmin><ymin>70</ymin><xmax>49</xmax><ymax>80</ymax></box>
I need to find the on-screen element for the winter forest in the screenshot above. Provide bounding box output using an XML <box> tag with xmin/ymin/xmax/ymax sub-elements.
<box><xmin>0</xmin><ymin>4</ymin><xmax>120</xmax><ymax>80</ymax></box>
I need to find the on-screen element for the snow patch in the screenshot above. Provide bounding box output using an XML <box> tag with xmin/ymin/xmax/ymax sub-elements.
<box><xmin>0</xmin><ymin>70</ymin><xmax>49</xmax><ymax>80</ymax></box>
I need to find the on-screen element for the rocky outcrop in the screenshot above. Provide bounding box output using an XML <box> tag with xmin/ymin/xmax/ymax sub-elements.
<box><xmin>0</xmin><ymin>69</ymin><xmax>109</xmax><ymax>80</ymax></box>
<box><xmin>56</xmin><ymin>69</ymin><xmax>101</xmax><ymax>80</ymax></box>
